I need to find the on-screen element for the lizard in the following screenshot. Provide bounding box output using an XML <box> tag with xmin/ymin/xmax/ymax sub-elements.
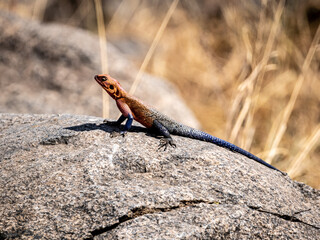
<box><xmin>94</xmin><ymin>74</ymin><xmax>285</xmax><ymax>175</ymax></box>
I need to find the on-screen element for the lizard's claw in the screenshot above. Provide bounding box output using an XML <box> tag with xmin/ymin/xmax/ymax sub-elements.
<box><xmin>110</xmin><ymin>131</ymin><xmax>126</xmax><ymax>138</ymax></box>
<box><xmin>158</xmin><ymin>138</ymin><xmax>176</xmax><ymax>151</ymax></box>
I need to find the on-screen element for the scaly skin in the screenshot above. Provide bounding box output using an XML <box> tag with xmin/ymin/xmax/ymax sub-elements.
<box><xmin>95</xmin><ymin>74</ymin><xmax>285</xmax><ymax>175</ymax></box>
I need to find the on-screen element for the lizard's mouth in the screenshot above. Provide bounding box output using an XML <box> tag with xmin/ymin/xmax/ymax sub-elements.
<box><xmin>94</xmin><ymin>75</ymin><xmax>103</xmax><ymax>86</ymax></box>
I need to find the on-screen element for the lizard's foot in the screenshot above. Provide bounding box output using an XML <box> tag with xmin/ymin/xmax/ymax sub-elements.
<box><xmin>103</xmin><ymin>119</ymin><xmax>120</xmax><ymax>126</ymax></box>
<box><xmin>158</xmin><ymin>138</ymin><xmax>176</xmax><ymax>151</ymax></box>
<box><xmin>110</xmin><ymin>131</ymin><xmax>126</xmax><ymax>138</ymax></box>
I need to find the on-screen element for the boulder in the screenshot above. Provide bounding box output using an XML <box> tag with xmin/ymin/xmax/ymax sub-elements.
<box><xmin>0</xmin><ymin>113</ymin><xmax>319</xmax><ymax>239</ymax></box>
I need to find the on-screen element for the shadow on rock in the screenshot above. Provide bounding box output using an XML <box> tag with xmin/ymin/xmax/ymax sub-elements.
<box><xmin>65</xmin><ymin>123</ymin><xmax>148</xmax><ymax>134</ymax></box>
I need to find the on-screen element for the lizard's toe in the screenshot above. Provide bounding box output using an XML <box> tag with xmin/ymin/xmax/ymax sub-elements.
<box><xmin>158</xmin><ymin>139</ymin><xmax>167</xmax><ymax>151</ymax></box>
<box><xmin>158</xmin><ymin>138</ymin><xmax>175</xmax><ymax>151</ymax></box>
<box><xmin>110</xmin><ymin>131</ymin><xmax>126</xmax><ymax>138</ymax></box>
<box><xmin>119</xmin><ymin>131</ymin><xmax>126</xmax><ymax>137</ymax></box>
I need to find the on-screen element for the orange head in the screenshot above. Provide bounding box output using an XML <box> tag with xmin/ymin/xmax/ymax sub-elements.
<box><xmin>94</xmin><ymin>74</ymin><xmax>126</xmax><ymax>100</ymax></box>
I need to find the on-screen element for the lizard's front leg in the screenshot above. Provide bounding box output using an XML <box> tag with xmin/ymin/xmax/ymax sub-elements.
<box><xmin>153</xmin><ymin>120</ymin><xmax>176</xmax><ymax>151</ymax></box>
<box><xmin>108</xmin><ymin>114</ymin><xmax>133</xmax><ymax>137</ymax></box>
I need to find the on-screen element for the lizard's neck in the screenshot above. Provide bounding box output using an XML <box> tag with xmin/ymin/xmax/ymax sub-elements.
<box><xmin>121</xmin><ymin>93</ymin><xmax>141</xmax><ymax>106</ymax></box>
<box><xmin>115</xmin><ymin>92</ymin><xmax>141</xmax><ymax>117</ymax></box>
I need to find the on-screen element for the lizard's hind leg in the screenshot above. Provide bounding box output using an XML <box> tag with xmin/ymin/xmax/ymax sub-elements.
<box><xmin>153</xmin><ymin>120</ymin><xmax>176</xmax><ymax>151</ymax></box>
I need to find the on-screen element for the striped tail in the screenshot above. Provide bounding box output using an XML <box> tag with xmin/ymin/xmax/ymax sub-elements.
<box><xmin>171</xmin><ymin>126</ymin><xmax>284</xmax><ymax>174</ymax></box>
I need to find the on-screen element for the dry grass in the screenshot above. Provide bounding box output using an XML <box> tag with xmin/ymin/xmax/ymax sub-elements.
<box><xmin>265</xmin><ymin>24</ymin><xmax>320</xmax><ymax>164</ymax></box>
<box><xmin>32</xmin><ymin>0</ymin><xmax>47</xmax><ymax>21</ymax></box>
<box><xmin>129</xmin><ymin>0</ymin><xmax>179</xmax><ymax>95</ymax></box>
<box><xmin>3</xmin><ymin>0</ymin><xmax>320</xmax><ymax>188</ymax></box>
<box><xmin>94</xmin><ymin>0</ymin><xmax>109</xmax><ymax>118</ymax></box>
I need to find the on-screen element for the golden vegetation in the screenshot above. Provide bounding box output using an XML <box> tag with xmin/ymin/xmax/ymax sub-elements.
<box><xmin>2</xmin><ymin>0</ymin><xmax>319</xmax><ymax>188</ymax></box>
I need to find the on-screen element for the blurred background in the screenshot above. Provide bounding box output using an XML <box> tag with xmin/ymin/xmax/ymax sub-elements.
<box><xmin>0</xmin><ymin>0</ymin><xmax>319</xmax><ymax>188</ymax></box>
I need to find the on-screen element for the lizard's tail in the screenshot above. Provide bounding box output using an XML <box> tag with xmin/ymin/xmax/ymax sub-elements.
<box><xmin>171</xmin><ymin>126</ymin><xmax>285</xmax><ymax>175</ymax></box>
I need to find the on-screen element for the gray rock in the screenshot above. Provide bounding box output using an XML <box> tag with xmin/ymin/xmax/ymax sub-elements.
<box><xmin>0</xmin><ymin>10</ymin><xmax>199</xmax><ymax>129</ymax></box>
<box><xmin>0</xmin><ymin>113</ymin><xmax>319</xmax><ymax>239</ymax></box>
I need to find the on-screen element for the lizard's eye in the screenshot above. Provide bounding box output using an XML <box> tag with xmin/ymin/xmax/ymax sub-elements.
<box><xmin>109</xmin><ymin>85</ymin><xmax>114</xmax><ymax>90</ymax></box>
<box><xmin>101</xmin><ymin>77</ymin><xmax>107</xmax><ymax>82</ymax></box>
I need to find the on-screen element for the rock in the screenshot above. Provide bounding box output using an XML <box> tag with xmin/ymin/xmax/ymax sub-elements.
<box><xmin>0</xmin><ymin>10</ymin><xmax>199</xmax><ymax>129</ymax></box>
<box><xmin>0</xmin><ymin>113</ymin><xmax>319</xmax><ymax>239</ymax></box>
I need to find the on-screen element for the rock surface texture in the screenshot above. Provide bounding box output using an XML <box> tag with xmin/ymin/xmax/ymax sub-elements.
<box><xmin>0</xmin><ymin>10</ymin><xmax>199</xmax><ymax>128</ymax></box>
<box><xmin>0</xmin><ymin>113</ymin><xmax>320</xmax><ymax>239</ymax></box>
